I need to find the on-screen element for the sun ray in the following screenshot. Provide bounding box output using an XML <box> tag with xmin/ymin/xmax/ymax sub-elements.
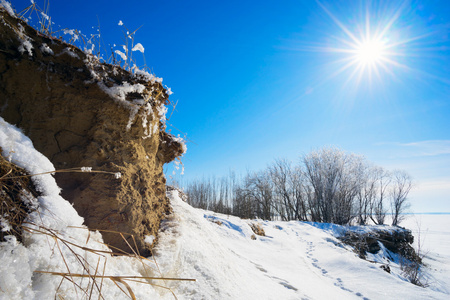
<box><xmin>311</xmin><ymin>0</ymin><xmax>423</xmax><ymax>88</ymax></box>
<box><xmin>283</xmin><ymin>0</ymin><xmax>450</xmax><ymax>100</ymax></box>
<box><xmin>316</xmin><ymin>1</ymin><xmax>361</xmax><ymax>45</ymax></box>
<box><xmin>376</xmin><ymin>3</ymin><xmax>404</xmax><ymax>38</ymax></box>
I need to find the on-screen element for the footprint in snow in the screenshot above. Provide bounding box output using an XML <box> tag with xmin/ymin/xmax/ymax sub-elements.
<box><xmin>333</xmin><ymin>278</ymin><xmax>353</xmax><ymax>293</ymax></box>
<box><xmin>254</xmin><ymin>264</ymin><xmax>267</xmax><ymax>273</ymax></box>
<box><xmin>272</xmin><ymin>276</ymin><xmax>299</xmax><ymax>291</ymax></box>
<box><xmin>279</xmin><ymin>281</ymin><xmax>298</xmax><ymax>291</ymax></box>
<box><xmin>356</xmin><ymin>292</ymin><xmax>370</xmax><ymax>300</ymax></box>
<box><xmin>334</xmin><ymin>276</ymin><xmax>368</xmax><ymax>299</ymax></box>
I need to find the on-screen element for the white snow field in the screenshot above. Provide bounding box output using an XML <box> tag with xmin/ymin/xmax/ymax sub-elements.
<box><xmin>402</xmin><ymin>214</ymin><xmax>450</xmax><ymax>295</ymax></box>
<box><xmin>155</xmin><ymin>193</ymin><xmax>450</xmax><ymax>300</ymax></box>
<box><xmin>1</xmin><ymin>116</ymin><xmax>449</xmax><ymax>299</ymax></box>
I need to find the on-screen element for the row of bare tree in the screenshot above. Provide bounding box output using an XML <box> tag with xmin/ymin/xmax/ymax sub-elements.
<box><xmin>182</xmin><ymin>148</ymin><xmax>412</xmax><ymax>226</ymax></box>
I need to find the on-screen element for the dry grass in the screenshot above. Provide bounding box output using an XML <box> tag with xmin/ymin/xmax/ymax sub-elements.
<box><xmin>1</xmin><ymin>153</ymin><xmax>195</xmax><ymax>299</ymax></box>
<box><xmin>249</xmin><ymin>222</ymin><xmax>265</xmax><ymax>237</ymax></box>
<box><xmin>17</xmin><ymin>1</ymin><xmax>97</xmax><ymax>54</ymax></box>
<box><xmin>0</xmin><ymin>149</ymin><xmax>38</xmax><ymax>242</ymax></box>
<box><xmin>16</xmin><ymin>1</ymin><xmax>143</xmax><ymax>72</ymax></box>
<box><xmin>2</xmin><ymin>206</ymin><xmax>196</xmax><ymax>300</ymax></box>
<box><xmin>2</xmin><ymin>167</ymin><xmax>121</xmax><ymax>181</ymax></box>
<box><xmin>400</xmin><ymin>222</ymin><xmax>429</xmax><ymax>287</ymax></box>
<box><xmin>17</xmin><ymin>0</ymin><xmax>53</xmax><ymax>36</ymax></box>
<box><xmin>209</xmin><ymin>219</ymin><xmax>223</xmax><ymax>226</ymax></box>
<box><xmin>22</xmin><ymin>223</ymin><xmax>195</xmax><ymax>299</ymax></box>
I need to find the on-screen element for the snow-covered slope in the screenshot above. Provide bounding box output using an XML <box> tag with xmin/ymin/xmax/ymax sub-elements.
<box><xmin>1</xmin><ymin>117</ymin><xmax>449</xmax><ymax>299</ymax></box>
<box><xmin>154</xmin><ymin>193</ymin><xmax>449</xmax><ymax>300</ymax></box>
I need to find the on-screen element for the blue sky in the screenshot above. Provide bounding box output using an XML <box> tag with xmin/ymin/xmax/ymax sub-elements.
<box><xmin>11</xmin><ymin>0</ymin><xmax>450</xmax><ymax>212</ymax></box>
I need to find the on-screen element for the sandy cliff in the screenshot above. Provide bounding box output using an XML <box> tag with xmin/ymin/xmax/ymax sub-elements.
<box><xmin>0</xmin><ymin>8</ymin><xmax>184</xmax><ymax>256</ymax></box>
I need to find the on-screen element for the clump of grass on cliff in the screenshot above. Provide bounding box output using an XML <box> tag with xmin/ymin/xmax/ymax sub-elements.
<box><xmin>17</xmin><ymin>0</ymin><xmax>148</xmax><ymax>74</ymax></box>
<box><xmin>0</xmin><ymin>147</ymin><xmax>120</xmax><ymax>242</ymax></box>
<box><xmin>0</xmin><ymin>149</ymin><xmax>38</xmax><ymax>243</ymax></box>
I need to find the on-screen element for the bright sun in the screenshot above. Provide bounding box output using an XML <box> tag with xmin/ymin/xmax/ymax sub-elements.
<box><xmin>354</xmin><ymin>39</ymin><xmax>386</xmax><ymax>65</ymax></box>
<box><xmin>311</xmin><ymin>1</ymin><xmax>415</xmax><ymax>86</ymax></box>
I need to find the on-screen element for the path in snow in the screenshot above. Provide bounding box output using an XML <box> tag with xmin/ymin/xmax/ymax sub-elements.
<box><xmin>154</xmin><ymin>192</ymin><xmax>448</xmax><ymax>300</ymax></box>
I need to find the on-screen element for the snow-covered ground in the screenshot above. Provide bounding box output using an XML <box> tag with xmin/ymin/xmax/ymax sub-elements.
<box><xmin>155</xmin><ymin>194</ymin><xmax>449</xmax><ymax>300</ymax></box>
<box><xmin>402</xmin><ymin>214</ymin><xmax>450</xmax><ymax>295</ymax></box>
<box><xmin>1</xmin><ymin>117</ymin><xmax>449</xmax><ymax>299</ymax></box>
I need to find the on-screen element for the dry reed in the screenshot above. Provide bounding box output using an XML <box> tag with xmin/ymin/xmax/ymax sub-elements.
<box><xmin>1</xmin><ymin>153</ymin><xmax>194</xmax><ymax>299</ymax></box>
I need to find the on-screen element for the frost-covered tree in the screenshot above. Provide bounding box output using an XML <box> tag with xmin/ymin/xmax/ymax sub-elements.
<box><xmin>370</xmin><ymin>167</ymin><xmax>391</xmax><ymax>225</ymax></box>
<box><xmin>268</xmin><ymin>159</ymin><xmax>307</xmax><ymax>221</ymax></box>
<box><xmin>181</xmin><ymin>147</ymin><xmax>412</xmax><ymax>226</ymax></box>
<box><xmin>390</xmin><ymin>170</ymin><xmax>412</xmax><ymax>226</ymax></box>
<box><xmin>355</xmin><ymin>165</ymin><xmax>378</xmax><ymax>225</ymax></box>
<box><xmin>241</xmin><ymin>171</ymin><xmax>274</xmax><ymax>220</ymax></box>
<box><xmin>303</xmin><ymin>147</ymin><xmax>364</xmax><ymax>224</ymax></box>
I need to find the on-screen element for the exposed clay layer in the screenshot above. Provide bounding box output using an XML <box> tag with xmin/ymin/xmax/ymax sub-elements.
<box><xmin>0</xmin><ymin>9</ymin><xmax>184</xmax><ymax>256</ymax></box>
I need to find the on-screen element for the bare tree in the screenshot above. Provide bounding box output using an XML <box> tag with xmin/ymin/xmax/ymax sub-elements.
<box><xmin>268</xmin><ymin>159</ymin><xmax>301</xmax><ymax>221</ymax></box>
<box><xmin>242</xmin><ymin>171</ymin><xmax>273</xmax><ymax>220</ymax></box>
<box><xmin>303</xmin><ymin>147</ymin><xmax>363</xmax><ymax>224</ymax></box>
<box><xmin>356</xmin><ymin>165</ymin><xmax>377</xmax><ymax>225</ymax></box>
<box><xmin>181</xmin><ymin>147</ymin><xmax>413</xmax><ymax>227</ymax></box>
<box><xmin>234</xmin><ymin>175</ymin><xmax>257</xmax><ymax>219</ymax></box>
<box><xmin>291</xmin><ymin>165</ymin><xmax>308</xmax><ymax>221</ymax></box>
<box><xmin>334</xmin><ymin>153</ymin><xmax>366</xmax><ymax>225</ymax></box>
<box><xmin>370</xmin><ymin>167</ymin><xmax>391</xmax><ymax>225</ymax></box>
<box><xmin>303</xmin><ymin>148</ymin><xmax>336</xmax><ymax>222</ymax></box>
<box><xmin>390</xmin><ymin>170</ymin><xmax>412</xmax><ymax>226</ymax></box>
